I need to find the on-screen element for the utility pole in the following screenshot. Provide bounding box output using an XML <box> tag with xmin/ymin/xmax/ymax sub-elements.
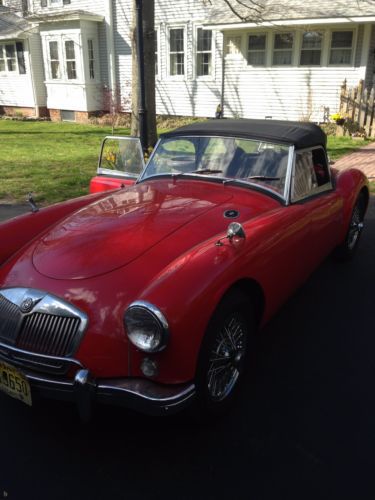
<box><xmin>135</xmin><ymin>0</ymin><xmax>147</xmax><ymax>152</ymax></box>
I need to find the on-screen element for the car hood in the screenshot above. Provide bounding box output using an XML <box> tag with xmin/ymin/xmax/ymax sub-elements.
<box><xmin>32</xmin><ymin>180</ymin><xmax>233</xmax><ymax>279</ymax></box>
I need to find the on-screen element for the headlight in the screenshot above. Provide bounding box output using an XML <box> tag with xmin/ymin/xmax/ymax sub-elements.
<box><xmin>124</xmin><ymin>301</ymin><xmax>169</xmax><ymax>353</ymax></box>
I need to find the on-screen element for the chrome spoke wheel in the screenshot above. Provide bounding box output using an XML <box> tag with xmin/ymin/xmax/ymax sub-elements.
<box><xmin>207</xmin><ymin>315</ymin><xmax>247</xmax><ymax>402</ymax></box>
<box><xmin>347</xmin><ymin>204</ymin><xmax>364</xmax><ymax>251</ymax></box>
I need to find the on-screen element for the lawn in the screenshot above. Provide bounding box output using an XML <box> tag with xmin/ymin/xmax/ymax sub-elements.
<box><xmin>0</xmin><ymin>120</ymin><xmax>130</xmax><ymax>204</ymax></box>
<box><xmin>0</xmin><ymin>120</ymin><xmax>373</xmax><ymax>204</ymax></box>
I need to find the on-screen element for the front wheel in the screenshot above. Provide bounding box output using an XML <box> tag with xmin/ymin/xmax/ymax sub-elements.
<box><xmin>194</xmin><ymin>291</ymin><xmax>255</xmax><ymax>418</ymax></box>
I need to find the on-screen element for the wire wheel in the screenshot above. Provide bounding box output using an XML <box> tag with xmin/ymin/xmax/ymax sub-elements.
<box><xmin>207</xmin><ymin>314</ymin><xmax>247</xmax><ymax>402</ymax></box>
<box><xmin>347</xmin><ymin>202</ymin><xmax>364</xmax><ymax>251</ymax></box>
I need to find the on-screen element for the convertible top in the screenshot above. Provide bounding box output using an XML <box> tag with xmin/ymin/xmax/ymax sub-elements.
<box><xmin>162</xmin><ymin>119</ymin><xmax>327</xmax><ymax>149</ymax></box>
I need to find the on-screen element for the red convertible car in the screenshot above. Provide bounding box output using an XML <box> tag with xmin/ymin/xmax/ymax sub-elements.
<box><xmin>0</xmin><ymin>119</ymin><xmax>369</xmax><ymax>420</ymax></box>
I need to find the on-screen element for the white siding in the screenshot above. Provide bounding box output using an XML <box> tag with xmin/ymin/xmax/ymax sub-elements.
<box><xmin>0</xmin><ymin>39</ymin><xmax>36</xmax><ymax>108</ymax></box>
<box><xmin>28</xmin><ymin>33</ymin><xmax>47</xmax><ymax>106</ymax></box>
<box><xmin>155</xmin><ymin>0</ymin><xmax>222</xmax><ymax>117</ymax></box>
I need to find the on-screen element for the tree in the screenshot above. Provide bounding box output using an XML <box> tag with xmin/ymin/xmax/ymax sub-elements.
<box><xmin>131</xmin><ymin>0</ymin><xmax>157</xmax><ymax>151</ymax></box>
<box><xmin>205</xmin><ymin>0</ymin><xmax>265</xmax><ymax>22</ymax></box>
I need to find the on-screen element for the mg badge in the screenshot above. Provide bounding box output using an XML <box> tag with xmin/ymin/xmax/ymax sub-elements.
<box><xmin>20</xmin><ymin>298</ymin><xmax>34</xmax><ymax>313</ymax></box>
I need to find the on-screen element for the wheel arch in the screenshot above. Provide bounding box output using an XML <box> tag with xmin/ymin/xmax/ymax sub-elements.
<box><xmin>217</xmin><ymin>278</ymin><xmax>266</xmax><ymax>330</ymax></box>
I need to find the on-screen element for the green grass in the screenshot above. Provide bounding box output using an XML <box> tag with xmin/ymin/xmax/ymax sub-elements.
<box><xmin>0</xmin><ymin>120</ymin><xmax>373</xmax><ymax>204</ymax></box>
<box><xmin>0</xmin><ymin>120</ymin><xmax>130</xmax><ymax>204</ymax></box>
<box><xmin>326</xmin><ymin>136</ymin><xmax>373</xmax><ymax>161</ymax></box>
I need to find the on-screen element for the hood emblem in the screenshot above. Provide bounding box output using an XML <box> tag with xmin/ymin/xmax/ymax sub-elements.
<box><xmin>20</xmin><ymin>298</ymin><xmax>35</xmax><ymax>313</ymax></box>
<box><xmin>224</xmin><ymin>209</ymin><xmax>239</xmax><ymax>219</ymax></box>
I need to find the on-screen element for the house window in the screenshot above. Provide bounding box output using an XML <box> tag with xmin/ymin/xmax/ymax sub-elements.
<box><xmin>196</xmin><ymin>28</ymin><xmax>212</xmax><ymax>76</ymax></box>
<box><xmin>300</xmin><ymin>31</ymin><xmax>322</xmax><ymax>66</ymax></box>
<box><xmin>49</xmin><ymin>41</ymin><xmax>60</xmax><ymax>79</ymax></box>
<box><xmin>0</xmin><ymin>44</ymin><xmax>17</xmax><ymax>72</ymax></box>
<box><xmin>247</xmin><ymin>34</ymin><xmax>266</xmax><ymax>66</ymax></box>
<box><xmin>169</xmin><ymin>28</ymin><xmax>185</xmax><ymax>76</ymax></box>
<box><xmin>65</xmin><ymin>40</ymin><xmax>77</xmax><ymax>79</ymax></box>
<box><xmin>273</xmin><ymin>33</ymin><xmax>294</xmax><ymax>65</ymax></box>
<box><xmin>225</xmin><ymin>35</ymin><xmax>242</xmax><ymax>55</ymax></box>
<box><xmin>88</xmin><ymin>39</ymin><xmax>95</xmax><ymax>79</ymax></box>
<box><xmin>329</xmin><ymin>31</ymin><xmax>353</xmax><ymax>65</ymax></box>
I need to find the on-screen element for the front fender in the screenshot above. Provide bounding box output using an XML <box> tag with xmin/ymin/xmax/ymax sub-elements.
<box><xmin>0</xmin><ymin>192</ymin><xmax>108</xmax><ymax>267</ymax></box>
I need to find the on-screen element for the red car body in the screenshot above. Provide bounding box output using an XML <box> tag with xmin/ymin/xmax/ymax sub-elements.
<box><xmin>0</xmin><ymin>120</ymin><xmax>369</xmax><ymax>419</ymax></box>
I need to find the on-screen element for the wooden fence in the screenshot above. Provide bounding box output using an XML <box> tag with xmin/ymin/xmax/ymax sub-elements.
<box><xmin>339</xmin><ymin>79</ymin><xmax>375</xmax><ymax>137</ymax></box>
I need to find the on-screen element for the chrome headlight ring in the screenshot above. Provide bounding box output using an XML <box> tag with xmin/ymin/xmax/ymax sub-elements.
<box><xmin>124</xmin><ymin>301</ymin><xmax>169</xmax><ymax>353</ymax></box>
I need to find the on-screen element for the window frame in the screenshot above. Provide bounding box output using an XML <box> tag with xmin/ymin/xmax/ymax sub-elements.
<box><xmin>290</xmin><ymin>146</ymin><xmax>333</xmax><ymax>203</ymax></box>
<box><xmin>195</xmin><ymin>27</ymin><xmax>214</xmax><ymax>79</ymax></box>
<box><xmin>87</xmin><ymin>39</ymin><xmax>95</xmax><ymax>80</ymax></box>
<box><xmin>224</xmin><ymin>33</ymin><xmax>243</xmax><ymax>59</ymax></box>
<box><xmin>0</xmin><ymin>43</ymin><xmax>18</xmax><ymax>73</ymax></box>
<box><xmin>328</xmin><ymin>29</ymin><xmax>355</xmax><ymax>66</ymax></box>
<box><xmin>44</xmin><ymin>35</ymin><xmax>82</xmax><ymax>83</ymax></box>
<box><xmin>247</xmin><ymin>32</ymin><xmax>267</xmax><ymax>67</ymax></box>
<box><xmin>299</xmin><ymin>30</ymin><xmax>323</xmax><ymax>67</ymax></box>
<box><xmin>272</xmin><ymin>31</ymin><xmax>295</xmax><ymax>66</ymax></box>
<box><xmin>168</xmin><ymin>26</ymin><xmax>186</xmax><ymax>79</ymax></box>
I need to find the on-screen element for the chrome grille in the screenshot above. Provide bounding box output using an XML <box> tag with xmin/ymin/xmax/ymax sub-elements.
<box><xmin>17</xmin><ymin>313</ymin><xmax>81</xmax><ymax>357</ymax></box>
<box><xmin>0</xmin><ymin>294</ymin><xmax>22</xmax><ymax>345</ymax></box>
<box><xmin>0</xmin><ymin>288</ymin><xmax>88</xmax><ymax>375</ymax></box>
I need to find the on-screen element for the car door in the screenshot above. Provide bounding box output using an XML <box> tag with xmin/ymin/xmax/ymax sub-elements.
<box><xmin>290</xmin><ymin>147</ymin><xmax>343</xmax><ymax>269</ymax></box>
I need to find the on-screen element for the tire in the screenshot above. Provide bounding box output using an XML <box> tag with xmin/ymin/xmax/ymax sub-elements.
<box><xmin>335</xmin><ymin>193</ymin><xmax>366</xmax><ymax>260</ymax></box>
<box><xmin>193</xmin><ymin>291</ymin><xmax>255</xmax><ymax>418</ymax></box>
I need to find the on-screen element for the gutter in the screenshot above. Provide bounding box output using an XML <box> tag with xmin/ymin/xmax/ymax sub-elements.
<box><xmin>204</xmin><ymin>16</ymin><xmax>375</xmax><ymax>31</ymax></box>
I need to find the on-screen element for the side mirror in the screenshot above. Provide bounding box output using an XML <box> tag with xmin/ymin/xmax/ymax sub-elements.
<box><xmin>227</xmin><ymin>222</ymin><xmax>246</xmax><ymax>241</ymax></box>
<box><xmin>216</xmin><ymin>222</ymin><xmax>246</xmax><ymax>246</ymax></box>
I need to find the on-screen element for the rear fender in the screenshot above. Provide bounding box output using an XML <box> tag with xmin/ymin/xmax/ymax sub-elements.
<box><xmin>335</xmin><ymin>168</ymin><xmax>369</xmax><ymax>241</ymax></box>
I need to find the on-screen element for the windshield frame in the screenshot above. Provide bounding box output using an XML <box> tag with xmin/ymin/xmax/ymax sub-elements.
<box><xmin>139</xmin><ymin>135</ymin><xmax>294</xmax><ymax>203</ymax></box>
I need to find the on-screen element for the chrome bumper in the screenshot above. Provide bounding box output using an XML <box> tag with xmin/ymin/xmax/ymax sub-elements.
<box><xmin>26</xmin><ymin>368</ymin><xmax>196</xmax><ymax>420</ymax></box>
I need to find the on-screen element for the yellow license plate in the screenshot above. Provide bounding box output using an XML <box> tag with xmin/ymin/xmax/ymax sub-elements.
<box><xmin>0</xmin><ymin>361</ymin><xmax>32</xmax><ymax>406</ymax></box>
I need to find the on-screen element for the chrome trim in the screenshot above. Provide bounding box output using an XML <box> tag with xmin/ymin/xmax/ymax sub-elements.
<box><xmin>124</xmin><ymin>300</ymin><xmax>170</xmax><ymax>353</ymax></box>
<box><xmin>0</xmin><ymin>288</ymin><xmax>88</xmax><ymax>358</ymax></box>
<box><xmin>137</xmin><ymin>138</ymin><xmax>161</xmax><ymax>182</ymax></box>
<box><xmin>284</xmin><ymin>145</ymin><xmax>295</xmax><ymax>206</ymax></box>
<box><xmin>22</xmin><ymin>366</ymin><xmax>196</xmax><ymax>417</ymax></box>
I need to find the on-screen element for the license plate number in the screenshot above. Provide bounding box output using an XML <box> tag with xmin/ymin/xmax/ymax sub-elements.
<box><xmin>0</xmin><ymin>361</ymin><xmax>32</xmax><ymax>406</ymax></box>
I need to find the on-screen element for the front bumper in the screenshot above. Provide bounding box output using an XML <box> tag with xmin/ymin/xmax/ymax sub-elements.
<box><xmin>0</xmin><ymin>344</ymin><xmax>195</xmax><ymax>420</ymax></box>
<box><xmin>27</xmin><ymin>369</ymin><xmax>196</xmax><ymax>420</ymax></box>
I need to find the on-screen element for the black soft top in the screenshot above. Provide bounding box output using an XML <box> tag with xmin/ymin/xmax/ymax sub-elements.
<box><xmin>162</xmin><ymin>119</ymin><xmax>326</xmax><ymax>149</ymax></box>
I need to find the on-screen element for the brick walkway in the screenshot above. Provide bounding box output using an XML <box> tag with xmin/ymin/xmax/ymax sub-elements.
<box><xmin>334</xmin><ymin>141</ymin><xmax>375</xmax><ymax>179</ymax></box>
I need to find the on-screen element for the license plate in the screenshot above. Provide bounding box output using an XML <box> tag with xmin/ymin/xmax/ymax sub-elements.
<box><xmin>0</xmin><ymin>361</ymin><xmax>32</xmax><ymax>406</ymax></box>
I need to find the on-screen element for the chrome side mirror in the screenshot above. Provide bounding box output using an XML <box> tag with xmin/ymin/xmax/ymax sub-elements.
<box><xmin>216</xmin><ymin>222</ymin><xmax>246</xmax><ymax>246</ymax></box>
<box><xmin>227</xmin><ymin>222</ymin><xmax>246</xmax><ymax>240</ymax></box>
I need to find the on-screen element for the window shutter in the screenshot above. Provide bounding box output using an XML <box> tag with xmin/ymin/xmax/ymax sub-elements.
<box><xmin>40</xmin><ymin>0</ymin><xmax>47</xmax><ymax>7</ymax></box>
<box><xmin>16</xmin><ymin>42</ymin><xmax>26</xmax><ymax>75</ymax></box>
<box><xmin>63</xmin><ymin>0</ymin><xmax>71</xmax><ymax>4</ymax></box>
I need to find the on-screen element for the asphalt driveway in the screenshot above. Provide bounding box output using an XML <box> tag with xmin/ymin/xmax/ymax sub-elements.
<box><xmin>0</xmin><ymin>196</ymin><xmax>374</xmax><ymax>500</ymax></box>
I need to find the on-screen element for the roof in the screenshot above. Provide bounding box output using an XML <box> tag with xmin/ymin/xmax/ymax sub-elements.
<box><xmin>206</xmin><ymin>0</ymin><xmax>375</xmax><ymax>26</ymax></box>
<box><xmin>0</xmin><ymin>7</ymin><xmax>34</xmax><ymax>40</ymax></box>
<box><xmin>162</xmin><ymin>119</ymin><xmax>327</xmax><ymax>149</ymax></box>
<box><xmin>28</xmin><ymin>10</ymin><xmax>104</xmax><ymax>23</ymax></box>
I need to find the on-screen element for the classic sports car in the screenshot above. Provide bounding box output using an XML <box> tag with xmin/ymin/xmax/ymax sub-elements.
<box><xmin>0</xmin><ymin>119</ymin><xmax>369</xmax><ymax>420</ymax></box>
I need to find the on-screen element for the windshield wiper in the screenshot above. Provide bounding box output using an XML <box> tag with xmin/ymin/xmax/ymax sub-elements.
<box><xmin>246</xmin><ymin>175</ymin><xmax>280</xmax><ymax>181</ymax></box>
<box><xmin>189</xmin><ymin>169</ymin><xmax>223</xmax><ymax>175</ymax></box>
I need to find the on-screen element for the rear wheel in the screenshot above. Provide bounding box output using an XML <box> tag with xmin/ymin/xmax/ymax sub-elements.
<box><xmin>194</xmin><ymin>291</ymin><xmax>255</xmax><ymax>417</ymax></box>
<box><xmin>335</xmin><ymin>193</ymin><xmax>366</xmax><ymax>260</ymax></box>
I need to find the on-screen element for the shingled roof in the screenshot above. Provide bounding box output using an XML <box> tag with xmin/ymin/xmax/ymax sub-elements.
<box><xmin>206</xmin><ymin>0</ymin><xmax>375</xmax><ymax>25</ymax></box>
<box><xmin>0</xmin><ymin>6</ymin><xmax>34</xmax><ymax>39</ymax></box>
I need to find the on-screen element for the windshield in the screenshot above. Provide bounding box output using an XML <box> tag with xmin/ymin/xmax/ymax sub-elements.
<box><xmin>141</xmin><ymin>136</ymin><xmax>290</xmax><ymax>198</ymax></box>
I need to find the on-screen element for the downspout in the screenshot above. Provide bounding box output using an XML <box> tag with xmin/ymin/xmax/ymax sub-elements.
<box><xmin>220</xmin><ymin>31</ymin><xmax>225</xmax><ymax>117</ymax></box>
<box><xmin>27</xmin><ymin>37</ymin><xmax>40</xmax><ymax>118</ymax></box>
<box><xmin>105</xmin><ymin>0</ymin><xmax>117</xmax><ymax>109</ymax></box>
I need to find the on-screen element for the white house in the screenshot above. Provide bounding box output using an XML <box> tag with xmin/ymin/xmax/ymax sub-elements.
<box><xmin>1</xmin><ymin>0</ymin><xmax>375</xmax><ymax>122</ymax></box>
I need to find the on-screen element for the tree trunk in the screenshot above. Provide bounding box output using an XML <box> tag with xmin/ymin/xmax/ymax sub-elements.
<box><xmin>131</xmin><ymin>0</ymin><xmax>157</xmax><ymax>150</ymax></box>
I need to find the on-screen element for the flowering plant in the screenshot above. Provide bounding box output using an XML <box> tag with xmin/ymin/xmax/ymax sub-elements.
<box><xmin>330</xmin><ymin>112</ymin><xmax>345</xmax><ymax>124</ymax></box>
